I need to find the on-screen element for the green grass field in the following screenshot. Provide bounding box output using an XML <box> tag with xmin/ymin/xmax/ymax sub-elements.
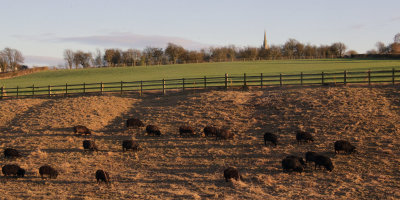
<box><xmin>1</xmin><ymin>59</ymin><xmax>400</xmax><ymax>88</ymax></box>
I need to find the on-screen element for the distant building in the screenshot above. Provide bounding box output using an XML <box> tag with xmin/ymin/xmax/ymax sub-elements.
<box><xmin>263</xmin><ymin>31</ymin><xmax>269</xmax><ymax>50</ymax></box>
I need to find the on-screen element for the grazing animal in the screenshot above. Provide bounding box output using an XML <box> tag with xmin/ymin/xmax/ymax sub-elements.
<box><xmin>146</xmin><ymin>125</ymin><xmax>161</xmax><ymax>136</ymax></box>
<box><xmin>315</xmin><ymin>155</ymin><xmax>334</xmax><ymax>172</ymax></box>
<box><xmin>39</xmin><ymin>165</ymin><xmax>58</xmax><ymax>179</ymax></box>
<box><xmin>126</xmin><ymin>118</ymin><xmax>144</xmax><ymax>128</ymax></box>
<box><xmin>296</xmin><ymin>131</ymin><xmax>314</xmax><ymax>144</ymax></box>
<box><xmin>2</xmin><ymin>164</ymin><xmax>25</xmax><ymax>177</ymax></box>
<box><xmin>223</xmin><ymin>167</ymin><xmax>240</xmax><ymax>182</ymax></box>
<box><xmin>204</xmin><ymin>126</ymin><xmax>218</xmax><ymax>137</ymax></box>
<box><xmin>4</xmin><ymin>148</ymin><xmax>21</xmax><ymax>158</ymax></box>
<box><xmin>282</xmin><ymin>157</ymin><xmax>304</xmax><ymax>173</ymax></box>
<box><xmin>216</xmin><ymin>128</ymin><xmax>234</xmax><ymax>140</ymax></box>
<box><xmin>285</xmin><ymin>155</ymin><xmax>306</xmax><ymax>166</ymax></box>
<box><xmin>95</xmin><ymin>170</ymin><xmax>110</xmax><ymax>184</ymax></box>
<box><xmin>83</xmin><ymin>140</ymin><xmax>98</xmax><ymax>151</ymax></box>
<box><xmin>334</xmin><ymin>140</ymin><xmax>356</xmax><ymax>154</ymax></box>
<box><xmin>179</xmin><ymin>126</ymin><xmax>195</xmax><ymax>136</ymax></box>
<box><xmin>122</xmin><ymin>140</ymin><xmax>140</xmax><ymax>152</ymax></box>
<box><xmin>263</xmin><ymin>132</ymin><xmax>278</xmax><ymax>146</ymax></box>
<box><xmin>73</xmin><ymin>125</ymin><xmax>91</xmax><ymax>135</ymax></box>
<box><xmin>305</xmin><ymin>151</ymin><xmax>320</xmax><ymax>164</ymax></box>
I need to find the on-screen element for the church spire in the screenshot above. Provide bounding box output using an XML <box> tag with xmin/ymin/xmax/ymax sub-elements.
<box><xmin>263</xmin><ymin>31</ymin><xmax>269</xmax><ymax>50</ymax></box>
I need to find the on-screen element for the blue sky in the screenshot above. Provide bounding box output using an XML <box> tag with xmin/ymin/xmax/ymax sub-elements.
<box><xmin>0</xmin><ymin>0</ymin><xmax>399</xmax><ymax>66</ymax></box>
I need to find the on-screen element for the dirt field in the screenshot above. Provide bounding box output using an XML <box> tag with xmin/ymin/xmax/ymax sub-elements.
<box><xmin>0</xmin><ymin>85</ymin><xmax>399</xmax><ymax>199</ymax></box>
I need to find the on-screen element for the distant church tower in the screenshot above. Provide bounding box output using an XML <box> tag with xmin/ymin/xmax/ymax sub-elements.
<box><xmin>263</xmin><ymin>31</ymin><xmax>269</xmax><ymax>50</ymax></box>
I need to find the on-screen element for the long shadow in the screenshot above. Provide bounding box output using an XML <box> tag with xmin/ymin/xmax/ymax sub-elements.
<box><xmin>0</xmin><ymin>99</ymin><xmax>56</xmax><ymax>134</ymax></box>
<box><xmin>99</xmin><ymin>90</ymin><xmax>207</xmax><ymax>134</ymax></box>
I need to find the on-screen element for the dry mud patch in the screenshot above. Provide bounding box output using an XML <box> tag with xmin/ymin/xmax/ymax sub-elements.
<box><xmin>0</xmin><ymin>86</ymin><xmax>399</xmax><ymax>199</ymax></box>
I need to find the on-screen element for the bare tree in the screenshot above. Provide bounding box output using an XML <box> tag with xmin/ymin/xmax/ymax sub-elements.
<box><xmin>93</xmin><ymin>49</ymin><xmax>103</xmax><ymax>67</ymax></box>
<box><xmin>1</xmin><ymin>48</ymin><xmax>24</xmax><ymax>71</ymax></box>
<box><xmin>64</xmin><ymin>49</ymin><xmax>74</xmax><ymax>69</ymax></box>
<box><xmin>394</xmin><ymin>33</ymin><xmax>400</xmax><ymax>44</ymax></box>
<box><xmin>331</xmin><ymin>42</ymin><xmax>347</xmax><ymax>57</ymax></box>
<box><xmin>0</xmin><ymin>52</ymin><xmax>8</xmax><ymax>72</ymax></box>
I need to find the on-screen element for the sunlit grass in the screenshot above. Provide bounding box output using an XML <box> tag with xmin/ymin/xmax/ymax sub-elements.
<box><xmin>1</xmin><ymin>59</ymin><xmax>400</xmax><ymax>88</ymax></box>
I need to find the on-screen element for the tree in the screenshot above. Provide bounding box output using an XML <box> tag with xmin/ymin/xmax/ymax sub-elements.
<box><xmin>64</xmin><ymin>49</ymin><xmax>74</xmax><ymax>69</ymax></box>
<box><xmin>73</xmin><ymin>51</ymin><xmax>82</xmax><ymax>69</ymax></box>
<box><xmin>330</xmin><ymin>42</ymin><xmax>347</xmax><ymax>57</ymax></box>
<box><xmin>283</xmin><ymin>39</ymin><xmax>300</xmax><ymax>59</ymax></box>
<box><xmin>376</xmin><ymin>42</ymin><xmax>387</xmax><ymax>54</ymax></box>
<box><xmin>366</xmin><ymin>49</ymin><xmax>378</xmax><ymax>55</ymax></box>
<box><xmin>185</xmin><ymin>50</ymin><xmax>204</xmax><ymax>63</ymax></box>
<box><xmin>143</xmin><ymin>47</ymin><xmax>163</xmax><ymax>65</ymax></box>
<box><xmin>0</xmin><ymin>48</ymin><xmax>24</xmax><ymax>71</ymax></box>
<box><xmin>121</xmin><ymin>49</ymin><xmax>141</xmax><ymax>66</ymax></box>
<box><xmin>304</xmin><ymin>44</ymin><xmax>317</xmax><ymax>58</ymax></box>
<box><xmin>344</xmin><ymin>50</ymin><xmax>358</xmax><ymax>57</ymax></box>
<box><xmin>238</xmin><ymin>47</ymin><xmax>258</xmax><ymax>61</ymax></box>
<box><xmin>165</xmin><ymin>43</ymin><xmax>186</xmax><ymax>64</ymax></box>
<box><xmin>104</xmin><ymin>49</ymin><xmax>115</xmax><ymax>67</ymax></box>
<box><xmin>394</xmin><ymin>33</ymin><xmax>400</xmax><ymax>44</ymax></box>
<box><xmin>93</xmin><ymin>49</ymin><xmax>103</xmax><ymax>67</ymax></box>
<box><xmin>268</xmin><ymin>45</ymin><xmax>282</xmax><ymax>59</ymax></box>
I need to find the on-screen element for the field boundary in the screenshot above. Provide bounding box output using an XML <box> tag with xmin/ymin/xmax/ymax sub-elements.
<box><xmin>1</xmin><ymin>68</ymin><xmax>399</xmax><ymax>99</ymax></box>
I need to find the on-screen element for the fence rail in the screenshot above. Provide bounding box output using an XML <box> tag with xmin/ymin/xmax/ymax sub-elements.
<box><xmin>1</xmin><ymin>68</ymin><xmax>399</xmax><ymax>99</ymax></box>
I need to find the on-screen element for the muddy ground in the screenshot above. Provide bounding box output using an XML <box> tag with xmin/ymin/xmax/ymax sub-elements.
<box><xmin>0</xmin><ymin>85</ymin><xmax>399</xmax><ymax>199</ymax></box>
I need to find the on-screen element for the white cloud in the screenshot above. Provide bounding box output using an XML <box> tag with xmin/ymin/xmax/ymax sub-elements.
<box><xmin>57</xmin><ymin>32</ymin><xmax>210</xmax><ymax>50</ymax></box>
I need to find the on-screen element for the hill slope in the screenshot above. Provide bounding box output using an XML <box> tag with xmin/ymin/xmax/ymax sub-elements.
<box><xmin>0</xmin><ymin>85</ymin><xmax>399</xmax><ymax>199</ymax></box>
<box><xmin>1</xmin><ymin>59</ymin><xmax>400</xmax><ymax>88</ymax></box>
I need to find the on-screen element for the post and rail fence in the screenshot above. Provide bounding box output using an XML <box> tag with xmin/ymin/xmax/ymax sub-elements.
<box><xmin>0</xmin><ymin>68</ymin><xmax>399</xmax><ymax>99</ymax></box>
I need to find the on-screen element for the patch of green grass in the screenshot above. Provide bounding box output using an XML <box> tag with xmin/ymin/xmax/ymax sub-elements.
<box><xmin>1</xmin><ymin>59</ymin><xmax>400</xmax><ymax>88</ymax></box>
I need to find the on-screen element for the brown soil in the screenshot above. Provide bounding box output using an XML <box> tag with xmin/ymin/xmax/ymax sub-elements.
<box><xmin>0</xmin><ymin>85</ymin><xmax>399</xmax><ymax>199</ymax></box>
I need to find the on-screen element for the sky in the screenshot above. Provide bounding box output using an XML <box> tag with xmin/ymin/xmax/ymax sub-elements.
<box><xmin>0</xmin><ymin>0</ymin><xmax>399</xmax><ymax>66</ymax></box>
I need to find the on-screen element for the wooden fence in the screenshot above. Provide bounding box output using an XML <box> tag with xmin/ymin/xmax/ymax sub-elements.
<box><xmin>1</xmin><ymin>68</ymin><xmax>399</xmax><ymax>99</ymax></box>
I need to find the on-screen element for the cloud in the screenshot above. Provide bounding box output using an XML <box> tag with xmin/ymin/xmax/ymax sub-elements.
<box><xmin>24</xmin><ymin>55</ymin><xmax>64</xmax><ymax>67</ymax></box>
<box><xmin>389</xmin><ymin>16</ymin><xmax>400</xmax><ymax>22</ymax></box>
<box><xmin>57</xmin><ymin>32</ymin><xmax>210</xmax><ymax>50</ymax></box>
<box><xmin>349</xmin><ymin>24</ymin><xmax>367</xmax><ymax>30</ymax></box>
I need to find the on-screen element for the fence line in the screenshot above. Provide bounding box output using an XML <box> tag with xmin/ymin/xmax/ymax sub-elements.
<box><xmin>1</xmin><ymin>68</ymin><xmax>399</xmax><ymax>99</ymax></box>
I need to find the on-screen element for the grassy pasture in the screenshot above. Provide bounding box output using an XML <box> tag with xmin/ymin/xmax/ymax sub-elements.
<box><xmin>1</xmin><ymin>59</ymin><xmax>400</xmax><ymax>88</ymax></box>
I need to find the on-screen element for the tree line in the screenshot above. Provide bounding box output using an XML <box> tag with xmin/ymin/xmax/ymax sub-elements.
<box><xmin>63</xmin><ymin>39</ymin><xmax>353</xmax><ymax>69</ymax></box>
<box><xmin>64</xmin><ymin>39</ymin><xmax>346</xmax><ymax>69</ymax></box>
<box><xmin>2</xmin><ymin>34</ymin><xmax>400</xmax><ymax>72</ymax></box>
<box><xmin>366</xmin><ymin>33</ymin><xmax>400</xmax><ymax>55</ymax></box>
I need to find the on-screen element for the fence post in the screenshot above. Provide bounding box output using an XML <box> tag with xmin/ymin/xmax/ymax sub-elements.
<box><xmin>140</xmin><ymin>80</ymin><xmax>143</xmax><ymax>96</ymax></box>
<box><xmin>1</xmin><ymin>86</ymin><xmax>4</xmax><ymax>99</ymax></box>
<box><xmin>243</xmin><ymin>73</ymin><xmax>247</xmax><ymax>87</ymax></box>
<box><xmin>280</xmin><ymin>73</ymin><xmax>282</xmax><ymax>86</ymax></box>
<box><xmin>100</xmin><ymin>82</ymin><xmax>104</xmax><ymax>94</ymax></box>
<box><xmin>260</xmin><ymin>73</ymin><xmax>263</xmax><ymax>88</ymax></box>
<box><xmin>225</xmin><ymin>73</ymin><xmax>228</xmax><ymax>89</ymax></box>
<box><xmin>321</xmin><ymin>72</ymin><xmax>325</xmax><ymax>85</ymax></box>
<box><xmin>182</xmin><ymin>78</ymin><xmax>185</xmax><ymax>91</ymax></box>
<box><xmin>392</xmin><ymin>68</ymin><xmax>395</xmax><ymax>85</ymax></box>
<box><xmin>48</xmin><ymin>85</ymin><xmax>51</xmax><ymax>97</ymax></box>
<box><xmin>32</xmin><ymin>84</ymin><xmax>35</xmax><ymax>96</ymax></box>
<box><xmin>368</xmin><ymin>70</ymin><xmax>371</xmax><ymax>85</ymax></box>
<box><xmin>65</xmin><ymin>83</ymin><xmax>68</xmax><ymax>95</ymax></box>
<box><xmin>83</xmin><ymin>82</ymin><xmax>86</xmax><ymax>94</ymax></box>
<box><xmin>16</xmin><ymin>86</ymin><xmax>18</xmax><ymax>98</ymax></box>
<box><xmin>204</xmin><ymin>76</ymin><xmax>207</xmax><ymax>89</ymax></box>
<box><xmin>162</xmin><ymin>79</ymin><xmax>165</xmax><ymax>95</ymax></box>
<box><xmin>344</xmin><ymin>70</ymin><xmax>347</xmax><ymax>85</ymax></box>
<box><xmin>300</xmin><ymin>72</ymin><xmax>303</xmax><ymax>85</ymax></box>
<box><xmin>120</xmin><ymin>81</ymin><xmax>123</xmax><ymax>95</ymax></box>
